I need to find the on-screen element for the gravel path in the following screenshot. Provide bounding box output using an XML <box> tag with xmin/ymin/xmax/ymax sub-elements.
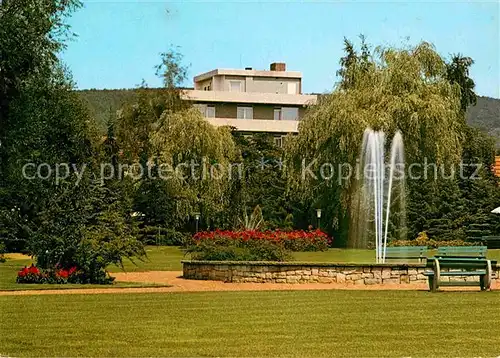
<box><xmin>0</xmin><ymin>271</ymin><xmax>497</xmax><ymax>296</ymax></box>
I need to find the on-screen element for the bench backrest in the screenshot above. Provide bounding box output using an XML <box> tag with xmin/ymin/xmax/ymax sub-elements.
<box><xmin>436</xmin><ymin>246</ymin><xmax>487</xmax><ymax>258</ymax></box>
<box><xmin>386</xmin><ymin>246</ymin><xmax>427</xmax><ymax>259</ymax></box>
<box><xmin>426</xmin><ymin>257</ymin><xmax>490</xmax><ymax>269</ymax></box>
<box><xmin>481</xmin><ymin>236</ymin><xmax>500</xmax><ymax>241</ymax></box>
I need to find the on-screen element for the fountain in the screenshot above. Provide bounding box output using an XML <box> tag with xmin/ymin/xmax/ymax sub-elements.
<box><xmin>351</xmin><ymin>129</ymin><xmax>406</xmax><ymax>263</ymax></box>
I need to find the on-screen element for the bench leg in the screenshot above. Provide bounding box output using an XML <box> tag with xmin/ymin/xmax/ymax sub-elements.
<box><xmin>485</xmin><ymin>260</ymin><xmax>492</xmax><ymax>291</ymax></box>
<box><xmin>480</xmin><ymin>276</ymin><xmax>486</xmax><ymax>291</ymax></box>
<box><xmin>428</xmin><ymin>275</ymin><xmax>439</xmax><ymax>292</ymax></box>
<box><xmin>432</xmin><ymin>259</ymin><xmax>440</xmax><ymax>292</ymax></box>
<box><xmin>432</xmin><ymin>276</ymin><xmax>439</xmax><ymax>292</ymax></box>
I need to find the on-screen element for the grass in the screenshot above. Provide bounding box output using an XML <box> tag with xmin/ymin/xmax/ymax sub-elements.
<box><xmin>108</xmin><ymin>246</ymin><xmax>188</xmax><ymax>272</ymax></box>
<box><xmin>293</xmin><ymin>249</ymin><xmax>375</xmax><ymax>263</ymax></box>
<box><xmin>1</xmin><ymin>290</ymin><xmax>500</xmax><ymax>357</ymax></box>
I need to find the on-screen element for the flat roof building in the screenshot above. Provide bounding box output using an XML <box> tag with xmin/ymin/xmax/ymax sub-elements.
<box><xmin>181</xmin><ymin>62</ymin><xmax>317</xmax><ymax>145</ymax></box>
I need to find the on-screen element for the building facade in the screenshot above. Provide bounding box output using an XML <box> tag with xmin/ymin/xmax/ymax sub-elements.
<box><xmin>181</xmin><ymin>62</ymin><xmax>317</xmax><ymax>146</ymax></box>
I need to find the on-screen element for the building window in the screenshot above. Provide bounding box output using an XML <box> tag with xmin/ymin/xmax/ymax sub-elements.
<box><xmin>230</xmin><ymin>81</ymin><xmax>242</xmax><ymax>92</ymax></box>
<box><xmin>194</xmin><ymin>104</ymin><xmax>216</xmax><ymax>118</ymax></box>
<box><xmin>274</xmin><ymin>108</ymin><xmax>282</xmax><ymax>121</ymax></box>
<box><xmin>287</xmin><ymin>82</ymin><xmax>297</xmax><ymax>94</ymax></box>
<box><xmin>237</xmin><ymin>106</ymin><xmax>253</xmax><ymax>120</ymax></box>
<box><xmin>205</xmin><ymin>105</ymin><xmax>215</xmax><ymax>118</ymax></box>
<box><xmin>281</xmin><ymin>107</ymin><xmax>299</xmax><ymax>121</ymax></box>
<box><xmin>274</xmin><ymin>136</ymin><xmax>284</xmax><ymax>148</ymax></box>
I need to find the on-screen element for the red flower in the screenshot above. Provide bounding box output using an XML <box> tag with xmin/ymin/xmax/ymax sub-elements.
<box><xmin>28</xmin><ymin>265</ymin><xmax>40</xmax><ymax>275</ymax></box>
<box><xmin>57</xmin><ymin>269</ymin><xmax>69</xmax><ymax>279</ymax></box>
<box><xmin>68</xmin><ymin>267</ymin><xmax>78</xmax><ymax>275</ymax></box>
<box><xmin>18</xmin><ymin>267</ymin><xmax>29</xmax><ymax>277</ymax></box>
<box><xmin>191</xmin><ymin>229</ymin><xmax>331</xmax><ymax>250</ymax></box>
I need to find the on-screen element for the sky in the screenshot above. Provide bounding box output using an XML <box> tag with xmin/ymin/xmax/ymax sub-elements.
<box><xmin>61</xmin><ymin>0</ymin><xmax>500</xmax><ymax>98</ymax></box>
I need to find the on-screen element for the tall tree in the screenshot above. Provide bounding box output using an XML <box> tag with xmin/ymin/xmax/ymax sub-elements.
<box><xmin>336</xmin><ymin>35</ymin><xmax>373</xmax><ymax>91</ymax></box>
<box><xmin>446</xmin><ymin>54</ymin><xmax>477</xmax><ymax>113</ymax></box>
<box><xmin>0</xmin><ymin>1</ymin><xmax>144</xmax><ymax>279</ymax></box>
<box><xmin>228</xmin><ymin>133</ymin><xmax>291</xmax><ymax>230</ymax></box>
<box><xmin>0</xmin><ymin>0</ymin><xmax>82</xmax><ymax>176</ymax></box>
<box><xmin>116</xmin><ymin>48</ymin><xmax>236</xmax><ymax>236</ymax></box>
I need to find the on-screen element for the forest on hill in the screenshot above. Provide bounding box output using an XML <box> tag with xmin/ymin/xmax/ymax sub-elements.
<box><xmin>466</xmin><ymin>96</ymin><xmax>500</xmax><ymax>147</ymax></box>
<box><xmin>78</xmin><ymin>89</ymin><xmax>500</xmax><ymax>148</ymax></box>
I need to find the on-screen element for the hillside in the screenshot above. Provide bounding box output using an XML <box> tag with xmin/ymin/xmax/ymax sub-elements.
<box><xmin>78</xmin><ymin>89</ymin><xmax>139</xmax><ymax>133</ymax></box>
<box><xmin>78</xmin><ymin>89</ymin><xmax>500</xmax><ymax>147</ymax></box>
<box><xmin>466</xmin><ymin>96</ymin><xmax>500</xmax><ymax>147</ymax></box>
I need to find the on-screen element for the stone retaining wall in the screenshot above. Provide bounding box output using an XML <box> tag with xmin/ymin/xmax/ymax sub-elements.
<box><xmin>182</xmin><ymin>261</ymin><xmax>500</xmax><ymax>285</ymax></box>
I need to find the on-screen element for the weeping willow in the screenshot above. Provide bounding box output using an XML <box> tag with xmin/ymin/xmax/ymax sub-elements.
<box><xmin>117</xmin><ymin>91</ymin><xmax>237</xmax><ymax>228</ymax></box>
<box><xmin>149</xmin><ymin>107</ymin><xmax>237</xmax><ymax>225</ymax></box>
<box><xmin>286</xmin><ymin>42</ymin><xmax>464</xmax><ymax>244</ymax></box>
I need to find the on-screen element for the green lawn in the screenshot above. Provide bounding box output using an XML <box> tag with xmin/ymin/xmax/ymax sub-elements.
<box><xmin>108</xmin><ymin>246</ymin><xmax>188</xmax><ymax>272</ymax></box>
<box><xmin>293</xmin><ymin>249</ymin><xmax>375</xmax><ymax>263</ymax></box>
<box><xmin>1</xmin><ymin>290</ymin><xmax>500</xmax><ymax>357</ymax></box>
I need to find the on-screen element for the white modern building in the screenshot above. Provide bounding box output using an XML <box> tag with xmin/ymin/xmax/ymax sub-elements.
<box><xmin>181</xmin><ymin>62</ymin><xmax>317</xmax><ymax>146</ymax></box>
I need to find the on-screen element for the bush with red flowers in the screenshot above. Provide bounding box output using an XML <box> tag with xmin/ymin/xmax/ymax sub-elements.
<box><xmin>186</xmin><ymin>229</ymin><xmax>331</xmax><ymax>261</ymax></box>
<box><xmin>16</xmin><ymin>265</ymin><xmax>42</xmax><ymax>283</ymax></box>
<box><xmin>16</xmin><ymin>264</ymin><xmax>112</xmax><ymax>284</ymax></box>
<box><xmin>191</xmin><ymin>229</ymin><xmax>331</xmax><ymax>251</ymax></box>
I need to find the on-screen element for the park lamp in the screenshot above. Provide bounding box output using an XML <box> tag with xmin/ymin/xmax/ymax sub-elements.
<box><xmin>193</xmin><ymin>212</ymin><xmax>201</xmax><ymax>232</ymax></box>
<box><xmin>316</xmin><ymin>208</ymin><xmax>322</xmax><ymax>229</ymax></box>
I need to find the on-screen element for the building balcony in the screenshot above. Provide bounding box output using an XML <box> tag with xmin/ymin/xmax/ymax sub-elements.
<box><xmin>205</xmin><ymin>117</ymin><xmax>299</xmax><ymax>133</ymax></box>
<box><xmin>182</xmin><ymin>89</ymin><xmax>317</xmax><ymax>106</ymax></box>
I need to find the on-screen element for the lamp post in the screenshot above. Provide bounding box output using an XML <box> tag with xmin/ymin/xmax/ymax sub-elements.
<box><xmin>193</xmin><ymin>212</ymin><xmax>201</xmax><ymax>233</ymax></box>
<box><xmin>316</xmin><ymin>208</ymin><xmax>322</xmax><ymax>229</ymax></box>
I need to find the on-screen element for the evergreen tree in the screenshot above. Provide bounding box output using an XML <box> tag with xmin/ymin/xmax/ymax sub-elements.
<box><xmin>0</xmin><ymin>0</ymin><xmax>144</xmax><ymax>280</ymax></box>
<box><xmin>228</xmin><ymin>133</ymin><xmax>291</xmax><ymax>230</ymax></box>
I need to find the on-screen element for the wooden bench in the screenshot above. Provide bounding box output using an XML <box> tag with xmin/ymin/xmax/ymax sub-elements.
<box><xmin>385</xmin><ymin>246</ymin><xmax>428</xmax><ymax>263</ymax></box>
<box><xmin>436</xmin><ymin>246</ymin><xmax>487</xmax><ymax>258</ymax></box>
<box><xmin>424</xmin><ymin>246</ymin><xmax>496</xmax><ymax>292</ymax></box>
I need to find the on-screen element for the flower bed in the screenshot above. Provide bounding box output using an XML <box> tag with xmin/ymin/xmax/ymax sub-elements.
<box><xmin>16</xmin><ymin>264</ymin><xmax>114</xmax><ymax>284</ymax></box>
<box><xmin>186</xmin><ymin>229</ymin><xmax>331</xmax><ymax>261</ymax></box>
<box><xmin>192</xmin><ymin>229</ymin><xmax>331</xmax><ymax>251</ymax></box>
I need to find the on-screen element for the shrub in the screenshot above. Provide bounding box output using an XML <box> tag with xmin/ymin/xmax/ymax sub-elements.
<box><xmin>389</xmin><ymin>231</ymin><xmax>477</xmax><ymax>249</ymax></box>
<box><xmin>237</xmin><ymin>206</ymin><xmax>265</xmax><ymax>230</ymax></box>
<box><xmin>185</xmin><ymin>229</ymin><xmax>330</xmax><ymax>262</ymax></box>
<box><xmin>31</xmin><ymin>200</ymin><xmax>144</xmax><ymax>284</ymax></box>
<box><xmin>187</xmin><ymin>239</ymin><xmax>291</xmax><ymax>261</ymax></box>
<box><xmin>15</xmin><ymin>264</ymin><xmax>112</xmax><ymax>284</ymax></box>
<box><xmin>162</xmin><ymin>229</ymin><xmax>189</xmax><ymax>246</ymax></box>
<box><xmin>140</xmin><ymin>227</ymin><xmax>189</xmax><ymax>246</ymax></box>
